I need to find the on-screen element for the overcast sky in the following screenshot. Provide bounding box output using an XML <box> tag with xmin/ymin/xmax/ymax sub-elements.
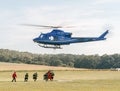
<box><xmin>0</xmin><ymin>0</ymin><xmax>120</xmax><ymax>55</ymax></box>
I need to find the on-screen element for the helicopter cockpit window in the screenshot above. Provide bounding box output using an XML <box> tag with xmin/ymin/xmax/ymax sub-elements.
<box><xmin>39</xmin><ymin>34</ymin><xmax>44</xmax><ymax>38</ymax></box>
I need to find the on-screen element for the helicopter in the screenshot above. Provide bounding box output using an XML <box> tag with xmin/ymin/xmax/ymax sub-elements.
<box><xmin>24</xmin><ymin>24</ymin><xmax>109</xmax><ymax>49</ymax></box>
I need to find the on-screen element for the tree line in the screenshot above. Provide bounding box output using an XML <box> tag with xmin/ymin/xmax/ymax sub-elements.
<box><xmin>0</xmin><ymin>49</ymin><xmax>120</xmax><ymax>69</ymax></box>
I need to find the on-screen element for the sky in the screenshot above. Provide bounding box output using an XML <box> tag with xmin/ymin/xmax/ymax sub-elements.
<box><xmin>0</xmin><ymin>0</ymin><xmax>120</xmax><ymax>55</ymax></box>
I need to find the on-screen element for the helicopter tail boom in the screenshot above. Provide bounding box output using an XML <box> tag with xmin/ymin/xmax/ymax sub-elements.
<box><xmin>71</xmin><ymin>30</ymin><xmax>109</xmax><ymax>43</ymax></box>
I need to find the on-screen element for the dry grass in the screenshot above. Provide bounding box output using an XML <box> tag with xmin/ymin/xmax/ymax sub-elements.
<box><xmin>0</xmin><ymin>70</ymin><xmax>120</xmax><ymax>91</ymax></box>
<box><xmin>0</xmin><ymin>62</ymin><xmax>120</xmax><ymax>91</ymax></box>
<box><xmin>0</xmin><ymin>62</ymin><xmax>84</xmax><ymax>71</ymax></box>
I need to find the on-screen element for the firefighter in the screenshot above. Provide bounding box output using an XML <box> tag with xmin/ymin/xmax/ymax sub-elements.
<box><xmin>43</xmin><ymin>70</ymin><xmax>55</xmax><ymax>81</ymax></box>
<box><xmin>12</xmin><ymin>71</ymin><xmax>17</xmax><ymax>82</ymax></box>
<box><xmin>33</xmin><ymin>72</ymin><xmax>38</xmax><ymax>81</ymax></box>
<box><xmin>24</xmin><ymin>73</ymin><xmax>29</xmax><ymax>82</ymax></box>
<box><xmin>47</xmin><ymin>70</ymin><xmax>52</xmax><ymax>80</ymax></box>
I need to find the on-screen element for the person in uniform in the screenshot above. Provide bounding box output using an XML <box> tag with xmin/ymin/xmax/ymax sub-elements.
<box><xmin>24</xmin><ymin>73</ymin><xmax>29</xmax><ymax>82</ymax></box>
<box><xmin>43</xmin><ymin>70</ymin><xmax>55</xmax><ymax>81</ymax></box>
<box><xmin>12</xmin><ymin>71</ymin><xmax>17</xmax><ymax>82</ymax></box>
<box><xmin>33</xmin><ymin>72</ymin><xmax>38</xmax><ymax>81</ymax></box>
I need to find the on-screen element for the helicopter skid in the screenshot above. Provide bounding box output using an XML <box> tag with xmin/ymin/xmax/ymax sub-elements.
<box><xmin>38</xmin><ymin>44</ymin><xmax>62</xmax><ymax>49</ymax></box>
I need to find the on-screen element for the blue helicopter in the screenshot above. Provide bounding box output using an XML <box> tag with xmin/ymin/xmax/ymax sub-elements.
<box><xmin>25</xmin><ymin>24</ymin><xmax>109</xmax><ymax>49</ymax></box>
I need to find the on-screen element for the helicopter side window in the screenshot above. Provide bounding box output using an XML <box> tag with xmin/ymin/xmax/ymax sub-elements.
<box><xmin>49</xmin><ymin>36</ymin><xmax>54</xmax><ymax>40</ymax></box>
<box><xmin>65</xmin><ymin>35</ymin><xmax>71</xmax><ymax>38</ymax></box>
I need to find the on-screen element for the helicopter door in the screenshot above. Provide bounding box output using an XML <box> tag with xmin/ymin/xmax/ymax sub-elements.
<box><xmin>54</xmin><ymin>36</ymin><xmax>58</xmax><ymax>41</ymax></box>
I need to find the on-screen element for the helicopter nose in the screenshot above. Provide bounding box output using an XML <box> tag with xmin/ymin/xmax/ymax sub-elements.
<box><xmin>33</xmin><ymin>38</ymin><xmax>38</xmax><ymax>42</ymax></box>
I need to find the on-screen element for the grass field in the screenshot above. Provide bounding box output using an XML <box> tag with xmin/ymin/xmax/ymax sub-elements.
<box><xmin>0</xmin><ymin>62</ymin><xmax>120</xmax><ymax>91</ymax></box>
<box><xmin>0</xmin><ymin>71</ymin><xmax>120</xmax><ymax>91</ymax></box>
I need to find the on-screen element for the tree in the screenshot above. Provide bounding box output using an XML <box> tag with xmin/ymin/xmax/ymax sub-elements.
<box><xmin>97</xmin><ymin>54</ymin><xmax>115</xmax><ymax>69</ymax></box>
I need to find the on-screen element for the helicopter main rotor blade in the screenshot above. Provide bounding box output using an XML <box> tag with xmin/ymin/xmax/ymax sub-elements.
<box><xmin>21</xmin><ymin>24</ymin><xmax>63</xmax><ymax>29</ymax></box>
<box><xmin>21</xmin><ymin>24</ymin><xmax>75</xmax><ymax>29</ymax></box>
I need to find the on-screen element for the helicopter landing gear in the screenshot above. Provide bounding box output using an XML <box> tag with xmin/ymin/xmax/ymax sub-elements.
<box><xmin>38</xmin><ymin>44</ymin><xmax>62</xmax><ymax>49</ymax></box>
